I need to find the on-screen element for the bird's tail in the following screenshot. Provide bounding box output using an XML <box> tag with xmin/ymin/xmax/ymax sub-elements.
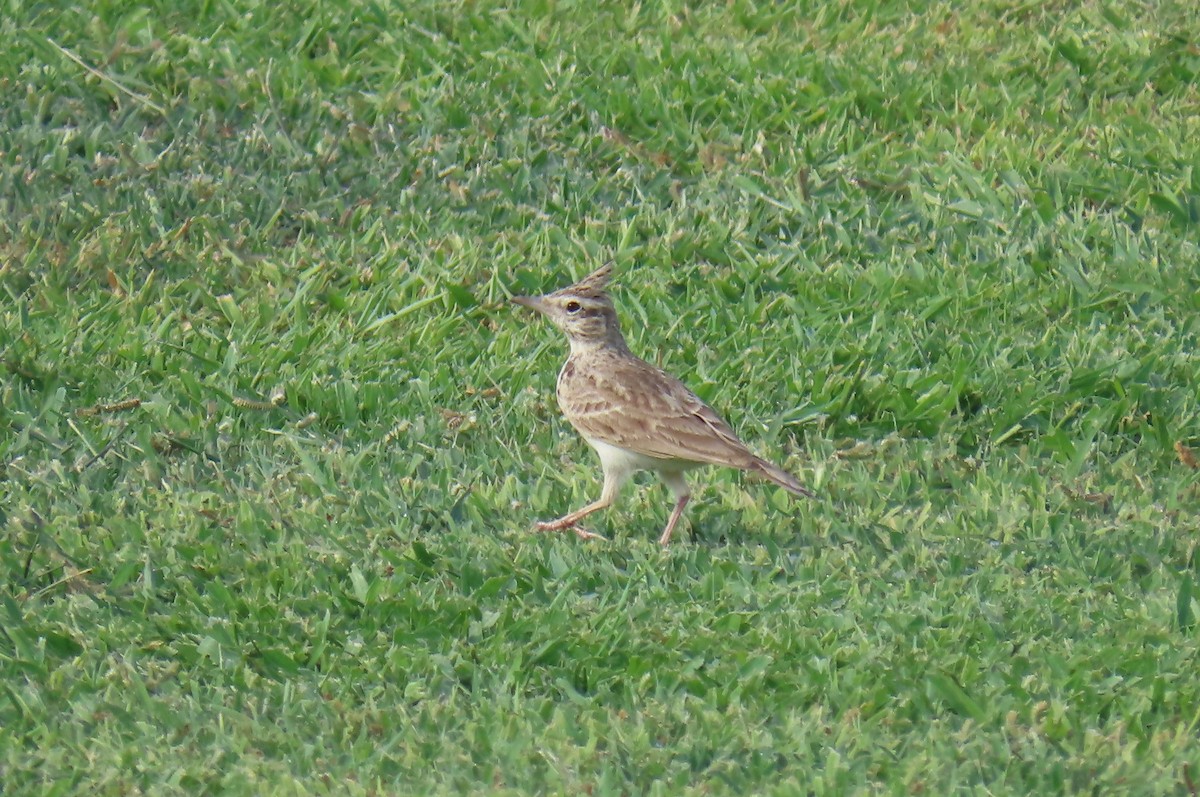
<box><xmin>749</xmin><ymin>457</ymin><xmax>815</xmax><ymax>499</ymax></box>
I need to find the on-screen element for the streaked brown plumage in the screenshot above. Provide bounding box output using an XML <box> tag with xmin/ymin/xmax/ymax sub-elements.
<box><xmin>513</xmin><ymin>263</ymin><xmax>813</xmax><ymax>545</ymax></box>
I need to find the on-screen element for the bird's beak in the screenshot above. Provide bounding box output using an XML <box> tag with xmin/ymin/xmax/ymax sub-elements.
<box><xmin>511</xmin><ymin>295</ymin><xmax>547</xmax><ymax>314</ymax></box>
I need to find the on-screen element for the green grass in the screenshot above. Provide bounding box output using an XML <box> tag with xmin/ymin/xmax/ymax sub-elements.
<box><xmin>3</xmin><ymin>0</ymin><xmax>1200</xmax><ymax>793</ymax></box>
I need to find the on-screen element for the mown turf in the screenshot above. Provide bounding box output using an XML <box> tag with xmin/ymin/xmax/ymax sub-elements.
<box><xmin>2</xmin><ymin>1</ymin><xmax>1199</xmax><ymax>794</ymax></box>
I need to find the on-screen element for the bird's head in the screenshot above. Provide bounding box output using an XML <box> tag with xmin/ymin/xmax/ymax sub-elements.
<box><xmin>512</xmin><ymin>263</ymin><xmax>628</xmax><ymax>352</ymax></box>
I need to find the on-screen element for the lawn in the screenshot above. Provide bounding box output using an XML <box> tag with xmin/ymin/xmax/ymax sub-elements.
<box><xmin>2</xmin><ymin>0</ymin><xmax>1199</xmax><ymax>794</ymax></box>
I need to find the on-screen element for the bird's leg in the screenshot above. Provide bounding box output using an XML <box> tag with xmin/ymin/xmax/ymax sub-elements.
<box><xmin>534</xmin><ymin>462</ymin><xmax>626</xmax><ymax>541</ymax></box>
<box><xmin>657</xmin><ymin>494</ymin><xmax>690</xmax><ymax>546</ymax></box>
<box><xmin>534</xmin><ymin>499</ymin><xmax>611</xmax><ymax>540</ymax></box>
<box><xmin>657</xmin><ymin>471</ymin><xmax>691</xmax><ymax>547</ymax></box>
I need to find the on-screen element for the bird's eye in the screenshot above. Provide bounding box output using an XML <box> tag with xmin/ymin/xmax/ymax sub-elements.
<box><xmin>565</xmin><ymin>300</ymin><xmax>582</xmax><ymax>314</ymax></box>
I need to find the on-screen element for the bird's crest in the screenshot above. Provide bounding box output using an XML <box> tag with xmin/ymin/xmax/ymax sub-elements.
<box><xmin>565</xmin><ymin>262</ymin><xmax>613</xmax><ymax>297</ymax></box>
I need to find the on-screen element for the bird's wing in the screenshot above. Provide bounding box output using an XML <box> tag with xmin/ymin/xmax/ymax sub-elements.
<box><xmin>559</xmin><ymin>355</ymin><xmax>758</xmax><ymax>468</ymax></box>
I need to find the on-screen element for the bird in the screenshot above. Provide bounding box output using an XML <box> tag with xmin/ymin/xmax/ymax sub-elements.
<box><xmin>511</xmin><ymin>263</ymin><xmax>814</xmax><ymax>546</ymax></box>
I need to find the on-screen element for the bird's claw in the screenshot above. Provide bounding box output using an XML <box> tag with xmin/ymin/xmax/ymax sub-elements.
<box><xmin>533</xmin><ymin>520</ymin><xmax>607</xmax><ymax>542</ymax></box>
<box><xmin>571</xmin><ymin>527</ymin><xmax>607</xmax><ymax>541</ymax></box>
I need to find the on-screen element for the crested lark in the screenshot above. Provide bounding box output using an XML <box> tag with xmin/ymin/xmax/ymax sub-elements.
<box><xmin>512</xmin><ymin>264</ymin><xmax>814</xmax><ymax>546</ymax></box>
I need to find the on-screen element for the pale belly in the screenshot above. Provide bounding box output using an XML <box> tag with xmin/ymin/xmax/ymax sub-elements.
<box><xmin>583</xmin><ymin>437</ymin><xmax>701</xmax><ymax>475</ymax></box>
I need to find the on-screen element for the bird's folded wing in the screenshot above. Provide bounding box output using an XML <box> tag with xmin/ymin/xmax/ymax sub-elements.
<box><xmin>562</xmin><ymin>358</ymin><xmax>757</xmax><ymax>468</ymax></box>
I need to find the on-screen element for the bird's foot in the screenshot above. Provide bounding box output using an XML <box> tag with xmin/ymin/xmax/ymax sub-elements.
<box><xmin>533</xmin><ymin>519</ymin><xmax>607</xmax><ymax>541</ymax></box>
